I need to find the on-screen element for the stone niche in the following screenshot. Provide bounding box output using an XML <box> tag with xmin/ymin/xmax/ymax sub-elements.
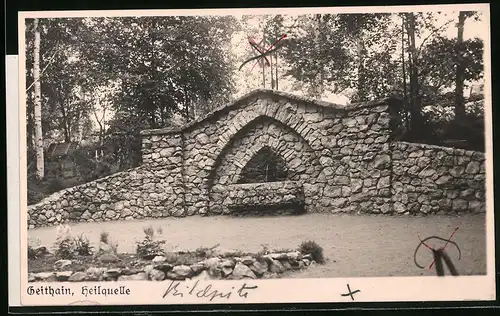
<box><xmin>237</xmin><ymin>146</ymin><xmax>288</xmax><ymax>184</ymax></box>
<box><xmin>27</xmin><ymin>89</ymin><xmax>487</xmax><ymax>228</ymax></box>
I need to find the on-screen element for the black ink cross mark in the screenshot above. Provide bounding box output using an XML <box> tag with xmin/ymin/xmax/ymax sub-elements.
<box><xmin>341</xmin><ymin>284</ymin><xmax>360</xmax><ymax>301</ymax></box>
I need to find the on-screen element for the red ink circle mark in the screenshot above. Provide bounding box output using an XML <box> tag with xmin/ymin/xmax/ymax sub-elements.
<box><xmin>414</xmin><ymin>228</ymin><xmax>461</xmax><ymax>275</ymax></box>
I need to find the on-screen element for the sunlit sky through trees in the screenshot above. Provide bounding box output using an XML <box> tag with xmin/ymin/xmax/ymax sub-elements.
<box><xmin>230</xmin><ymin>11</ymin><xmax>486</xmax><ymax>104</ymax></box>
<box><xmin>29</xmin><ymin>9</ymin><xmax>487</xmax><ymax>135</ymax></box>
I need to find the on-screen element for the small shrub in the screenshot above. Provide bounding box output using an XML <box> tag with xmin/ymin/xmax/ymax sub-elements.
<box><xmin>28</xmin><ymin>246</ymin><xmax>37</xmax><ymax>260</ymax></box>
<box><xmin>156</xmin><ymin>226</ymin><xmax>163</xmax><ymax>235</ymax></box>
<box><xmin>73</xmin><ymin>234</ymin><xmax>94</xmax><ymax>256</ymax></box>
<box><xmin>54</xmin><ymin>224</ymin><xmax>76</xmax><ymax>259</ymax></box>
<box><xmin>143</xmin><ymin>225</ymin><xmax>155</xmax><ymax>238</ymax></box>
<box><xmin>55</xmin><ymin>237</ymin><xmax>76</xmax><ymax>259</ymax></box>
<box><xmin>99</xmin><ymin>231</ymin><xmax>119</xmax><ymax>253</ymax></box>
<box><xmin>298</xmin><ymin>240</ymin><xmax>325</xmax><ymax>264</ymax></box>
<box><xmin>136</xmin><ymin>236</ymin><xmax>165</xmax><ymax>259</ymax></box>
<box><xmin>100</xmin><ymin>231</ymin><xmax>109</xmax><ymax>244</ymax></box>
<box><xmin>256</xmin><ymin>244</ymin><xmax>270</xmax><ymax>258</ymax></box>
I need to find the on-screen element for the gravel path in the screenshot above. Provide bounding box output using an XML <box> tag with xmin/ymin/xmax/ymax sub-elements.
<box><xmin>28</xmin><ymin>213</ymin><xmax>487</xmax><ymax>278</ymax></box>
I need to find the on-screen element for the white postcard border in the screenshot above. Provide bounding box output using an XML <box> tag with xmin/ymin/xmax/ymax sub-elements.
<box><xmin>14</xmin><ymin>4</ymin><xmax>496</xmax><ymax>306</ymax></box>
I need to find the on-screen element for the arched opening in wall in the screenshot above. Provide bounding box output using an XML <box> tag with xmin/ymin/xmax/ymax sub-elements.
<box><xmin>206</xmin><ymin>115</ymin><xmax>324</xmax><ymax>216</ymax></box>
<box><xmin>237</xmin><ymin>146</ymin><xmax>288</xmax><ymax>184</ymax></box>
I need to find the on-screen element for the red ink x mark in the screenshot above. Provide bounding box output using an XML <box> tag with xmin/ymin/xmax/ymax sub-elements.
<box><xmin>428</xmin><ymin>227</ymin><xmax>459</xmax><ymax>270</ymax></box>
<box><xmin>414</xmin><ymin>233</ymin><xmax>461</xmax><ymax>272</ymax></box>
<box><xmin>248</xmin><ymin>37</ymin><xmax>271</xmax><ymax>66</ymax></box>
<box><xmin>420</xmin><ymin>227</ymin><xmax>459</xmax><ymax>270</ymax></box>
<box><xmin>246</xmin><ymin>34</ymin><xmax>287</xmax><ymax>72</ymax></box>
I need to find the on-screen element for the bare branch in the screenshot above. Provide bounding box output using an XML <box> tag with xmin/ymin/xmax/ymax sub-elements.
<box><xmin>415</xmin><ymin>18</ymin><xmax>455</xmax><ymax>58</ymax></box>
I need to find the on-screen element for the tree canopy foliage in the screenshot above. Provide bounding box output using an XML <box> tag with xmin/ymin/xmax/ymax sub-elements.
<box><xmin>275</xmin><ymin>11</ymin><xmax>484</xmax><ymax>148</ymax></box>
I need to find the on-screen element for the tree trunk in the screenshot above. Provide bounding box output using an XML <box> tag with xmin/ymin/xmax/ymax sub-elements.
<box><xmin>401</xmin><ymin>15</ymin><xmax>409</xmax><ymax>132</ymax></box>
<box><xmin>59</xmin><ymin>101</ymin><xmax>70</xmax><ymax>142</ymax></box>
<box><xmin>455</xmin><ymin>11</ymin><xmax>467</xmax><ymax>124</ymax></box>
<box><xmin>261</xmin><ymin>54</ymin><xmax>266</xmax><ymax>88</ymax></box>
<box><xmin>270</xmin><ymin>48</ymin><xmax>274</xmax><ymax>89</ymax></box>
<box><xmin>356</xmin><ymin>37</ymin><xmax>367</xmax><ymax>101</ymax></box>
<box><xmin>406</xmin><ymin>13</ymin><xmax>422</xmax><ymax>139</ymax></box>
<box><xmin>75</xmin><ymin>89</ymin><xmax>86</xmax><ymax>143</ymax></box>
<box><xmin>27</xmin><ymin>89</ymin><xmax>35</xmax><ymax>166</ymax></box>
<box><xmin>33</xmin><ymin>18</ymin><xmax>45</xmax><ymax>180</ymax></box>
<box><xmin>275</xmin><ymin>53</ymin><xmax>279</xmax><ymax>90</ymax></box>
<box><xmin>314</xmin><ymin>14</ymin><xmax>324</xmax><ymax>98</ymax></box>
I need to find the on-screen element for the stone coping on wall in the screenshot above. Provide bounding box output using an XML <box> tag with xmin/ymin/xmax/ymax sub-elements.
<box><xmin>140</xmin><ymin>89</ymin><xmax>396</xmax><ymax>136</ymax></box>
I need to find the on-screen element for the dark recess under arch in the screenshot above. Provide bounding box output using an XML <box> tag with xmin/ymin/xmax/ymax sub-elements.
<box><xmin>237</xmin><ymin>146</ymin><xmax>288</xmax><ymax>184</ymax></box>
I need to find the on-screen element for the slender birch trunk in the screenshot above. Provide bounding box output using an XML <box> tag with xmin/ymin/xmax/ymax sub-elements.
<box><xmin>33</xmin><ymin>18</ymin><xmax>44</xmax><ymax>180</ymax></box>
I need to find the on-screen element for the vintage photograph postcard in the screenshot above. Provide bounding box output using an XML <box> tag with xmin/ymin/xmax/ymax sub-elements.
<box><xmin>14</xmin><ymin>3</ymin><xmax>495</xmax><ymax>307</ymax></box>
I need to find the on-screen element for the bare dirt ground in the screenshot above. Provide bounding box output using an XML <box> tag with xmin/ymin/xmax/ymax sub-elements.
<box><xmin>28</xmin><ymin>213</ymin><xmax>487</xmax><ymax>278</ymax></box>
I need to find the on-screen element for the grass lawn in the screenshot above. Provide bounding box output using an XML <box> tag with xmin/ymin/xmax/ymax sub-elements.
<box><xmin>28</xmin><ymin>213</ymin><xmax>487</xmax><ymax>278</ymax></box>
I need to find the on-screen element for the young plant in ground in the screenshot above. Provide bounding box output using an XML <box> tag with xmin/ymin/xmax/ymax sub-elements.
<box><xmin>298</xmin><ymin>240</ymin><xmax>325</xmax><ymax>264</ymax></box>
<box><xmin>73</xmin><ymin>234</ymin><xmax>95</xmax><ymax>256</ymax></box>
<box><xmin>136</xmin><ymin>226</ymin><xmax>165</xmax><ymax>259</ymax></box>
<box><xmin>99</xmin><ymin>231</ymin><xmax>119</xmax><ymax>253</ymax></box>
<box><xmin>28</xmin><ymin>246</ymin><xmax>37</xmax><ymax>260</ymax></box>
<box><xmin>156</xmin><ymin>226</ymin><xmax>163</xmax><ymax>235</ymax></box>
<box><xmin>55</xmin><ymin>237</ymin><xmax>76</xmax><ymax>259</ymax></box>
<box><xmin>54</xmin><ymin>224</ymin><xmax>76</xmax><ymax>259</ymax></box>
<box><xmin>255</xmin><ymin>244</ymin><xmax>270</xmax><ymax>259</ymax></box>
<box><xmin>100</xmin><ymin>231</ymin><xmax>110</xmax><ymax>244</ymax></box>
<box><xmin>143</xmin><ymin>225</ymin><xmax>155</xmax><ymax>238</ymax></box>
<box><xmin>136</xmin><ymin>236</ymin><xmax>165</xmax><ymax>259</ymax></box>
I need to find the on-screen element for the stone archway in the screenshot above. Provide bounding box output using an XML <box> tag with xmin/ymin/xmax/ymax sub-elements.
<box><xmin>207</xmin><ymin>115</ymin><xmax>323</xmax><ymax>214</ymax></box>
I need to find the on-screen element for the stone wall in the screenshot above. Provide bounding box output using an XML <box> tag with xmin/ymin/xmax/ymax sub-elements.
<box><xmin>28</xmin><ymin>135</ymin><xmax>185</xmax><ymax>229</ymax></box>
<box><xmin>391</xmin><ymin>141</ymin><xmax>486</xmax><ymax>214</ymax></box>
<box><xmin>328</xmin><ymin>103</ymin><xmax>394</xmax><ymax>214</ymax></box>
<box><xmin>27</xmin><ymin>89</ymin><xmax>487</xmax><ymax>228</ymax></box>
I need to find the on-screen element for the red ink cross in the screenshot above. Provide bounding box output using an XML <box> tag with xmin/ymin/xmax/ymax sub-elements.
<box><xmin>420</xmin><ymin>227</ymin><xmax>459</xmax><ymax>270</ymax></box>
<box><xmin>247</xmin><ymin>34</ymin><xmax>287</xmax><ymax>72</ymax></box>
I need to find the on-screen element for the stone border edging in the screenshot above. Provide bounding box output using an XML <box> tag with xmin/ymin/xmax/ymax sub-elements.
<box><xmin>28</xmin><ymin>251</ymin><xmax>317</xmax><ymax>282</ymax></box>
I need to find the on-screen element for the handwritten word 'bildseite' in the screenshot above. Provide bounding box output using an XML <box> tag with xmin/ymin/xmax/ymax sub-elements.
<box><xmin>163</xmin><ymin>280</ymin><xmax>258</xmax><ymax>301</ymax></box>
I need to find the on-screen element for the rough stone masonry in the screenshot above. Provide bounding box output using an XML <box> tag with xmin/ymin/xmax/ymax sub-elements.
<box><xmin>27</xmin><ymin>89</ymin><xmax>486</xmax><ymax>228</ymax></box>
